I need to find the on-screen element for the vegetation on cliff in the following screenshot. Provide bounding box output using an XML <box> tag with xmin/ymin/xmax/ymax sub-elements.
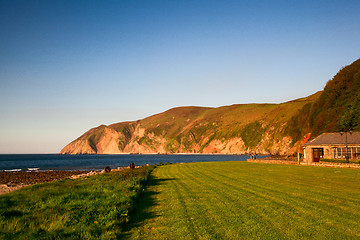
<box><xmin>61</xmin><ymin>97</ymin><xmax>316</xmax><ymax>155</ymax></box>
<box><xmin>61</xmin><ymin>58</ymin><xmax>360</xmax><ymax>155</ymax></box>
<box><xmin>286</xmin><ymin>58</ymin><xmax>360</xmax><ymax>141</ymax></box>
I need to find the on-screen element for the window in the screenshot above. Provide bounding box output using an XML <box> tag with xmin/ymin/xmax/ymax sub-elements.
<box><xmin>331</xmin><ymin>147</ymin><xmax>360</xmax><ymax>159</ymax></box>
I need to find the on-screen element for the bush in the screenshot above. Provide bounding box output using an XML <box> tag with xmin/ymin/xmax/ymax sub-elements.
<box><xmin>240</xmin><ymin>121</ymin><xmax>265</xmax><ymax>149</ymax></box>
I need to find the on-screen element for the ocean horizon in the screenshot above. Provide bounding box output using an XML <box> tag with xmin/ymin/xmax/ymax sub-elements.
<box><xmin>0</xmin><ymin>154</ymin><xmax>266</xmax><ymax>172</ymax></box>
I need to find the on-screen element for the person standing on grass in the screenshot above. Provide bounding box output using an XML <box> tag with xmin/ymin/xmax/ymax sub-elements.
<box><xmin>130</xmin><ymin>162</ymin><xmax>135</xmax><ymax>169</ymax></box>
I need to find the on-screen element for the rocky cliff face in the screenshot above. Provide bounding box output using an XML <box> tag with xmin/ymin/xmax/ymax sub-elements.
<box><xmin>60</xmin><ymin>94</ymin><xmax>319</xmax><ymax>155</ymax></box>
<box><xmin>61</xmin><ymin>138</ymin><xmax>96</xmax><ymax>154</ymax></box>
<box><xmin>60</xmin><ymin>120</ymin><xmax>300</xmax><ymax>155</ymax></box>
<box><xmin>61</xmin><ymin>58</ymin><xmax>360</xmax><ymax>155</ymax></box>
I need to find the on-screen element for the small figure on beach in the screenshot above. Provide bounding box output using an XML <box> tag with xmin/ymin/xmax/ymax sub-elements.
<box><xmin>130</xmin><ymin>162</ymin><xmax>135</xmax><ymax>169</ymax></box>
<box><xmin>104</xmin><ymin>166</ymin><xmax>111</xmax><ymax>173</ymax></box>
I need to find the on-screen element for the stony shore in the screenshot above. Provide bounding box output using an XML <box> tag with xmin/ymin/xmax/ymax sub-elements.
<box><xmin>0</xmin><ymin>170</ymin><xmax>99</xmax><ymax>195</ymax></box>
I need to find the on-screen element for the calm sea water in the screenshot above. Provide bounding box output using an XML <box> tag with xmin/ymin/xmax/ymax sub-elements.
<box><xmin>0</xmin><ymin>154</ymin><xmax>265</xmax><ymax>171</ymax></box>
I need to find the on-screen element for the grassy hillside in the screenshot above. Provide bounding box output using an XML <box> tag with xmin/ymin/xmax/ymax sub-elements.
<box><xmin>61</xmin><ymin>58</ymin><xmax>360</xmax><ymax>155</ymax></box>
<box><xmin>61</xmin><ymin>92</ymin><xmax>318</xmax><ymax>155</ymax></box>
<box><xmin>286</xmin><ymin>58</ymin><xmax>360</xmax><ymax>141</ymax></box>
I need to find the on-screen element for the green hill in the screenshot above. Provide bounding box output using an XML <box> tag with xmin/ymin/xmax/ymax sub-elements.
<box><xmin>61</xmin><ymin>58</ymin><xmax>360</xmax><ymax>155</ymax></box>
<box><xmin>286</xmin><ymin>58</ymin><xmax>360</xmax><ymax>141</ymax></box>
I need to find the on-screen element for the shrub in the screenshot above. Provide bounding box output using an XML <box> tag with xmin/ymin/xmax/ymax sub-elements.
<box><xmin>240</xmin><ymin>121</ymin><xmax>265</xmax><ymax>149</ymax></box>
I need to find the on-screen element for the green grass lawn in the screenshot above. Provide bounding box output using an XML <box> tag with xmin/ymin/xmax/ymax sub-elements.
<box><xmin>123</xmin><ymin>162</ymin><xmax>360</xmax><ymax>239</ymax></box>
<box><xmin>0</xmin><ymin>167</ymin><xmax>152</xmax><ymax>239</ymax></box>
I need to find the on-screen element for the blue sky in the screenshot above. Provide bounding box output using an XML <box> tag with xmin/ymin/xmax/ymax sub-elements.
<box><xmin>1</xmin><ymin>0</ymin><xmax>360</xmax><ymax>153</ymax></box>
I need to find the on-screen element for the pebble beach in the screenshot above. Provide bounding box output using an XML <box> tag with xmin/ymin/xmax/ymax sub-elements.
<box><xmin>0</xmin><ymin>170</ymin><xmax>92</xmax><ymax>195</ymax></box>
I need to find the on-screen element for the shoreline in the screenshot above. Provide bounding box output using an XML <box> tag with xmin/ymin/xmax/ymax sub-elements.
<box><xmin>58</xmin><ymin>153</ymin><xmax>249</xmax><ymax>156</ymax></box>
<box><xmin>0</xmin><ymin>170</ymin><xmax>98</xmax><ymax>195</ymax></box>
<box><xmin>0</xmin><ymin>167</ymin><xmax>135</xmax><ymax>195</ymax></box>
<box><xmin>0</xmin><ymin>154</ymin><xmax>266</xmax><ymax>173</ymax></box>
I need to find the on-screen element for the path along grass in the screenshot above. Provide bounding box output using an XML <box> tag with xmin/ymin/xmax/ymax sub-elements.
<box><xmin>124</xmin><ymin>161</ymin><xmax>360</xmax><ymax>239</ymax></box>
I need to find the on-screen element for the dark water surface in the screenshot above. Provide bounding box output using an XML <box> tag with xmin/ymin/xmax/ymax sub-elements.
<box><xmin>0</xmin><ymin>154</ymin><xmax>266</xmax><ymax>171</ymax></box>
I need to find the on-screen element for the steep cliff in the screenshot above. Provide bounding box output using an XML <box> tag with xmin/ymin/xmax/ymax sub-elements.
<box><xmin>61</xmin><ymin>58</ymin><xmax>360</xmax><ymax>155</ymax></box>
<box><xmin>61</xmin><ymin>93</ymin><xmax>320</xmax><ymax>155</ymax></box>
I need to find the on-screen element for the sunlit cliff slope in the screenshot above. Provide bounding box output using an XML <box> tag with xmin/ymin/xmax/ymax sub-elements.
<box><xmin>61</xmin><ymin>58</ymin><xmax>360</xmax><ymax>155</ymax></box>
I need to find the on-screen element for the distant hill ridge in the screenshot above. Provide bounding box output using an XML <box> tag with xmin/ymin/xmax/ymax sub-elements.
<box><xmin>61</xmin><ymin>58</ymin><xmax>360</xmax><ymax>155</ymax></box>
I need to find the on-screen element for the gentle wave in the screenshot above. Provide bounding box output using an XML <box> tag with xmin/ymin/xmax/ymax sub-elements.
<box><xmin>4</xmin><ymin>169</ymin><xmax>22</xmax><ymax>172</ymax></box>
<box><xmin>27</xmin><ymin>168</ymin><xmax>39</xmax><ymax>171</ymax></box>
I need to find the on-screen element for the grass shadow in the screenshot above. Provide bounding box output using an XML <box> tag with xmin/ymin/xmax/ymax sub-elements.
<box><xmin>120</xmin><ymin>174</ymin><xmax>176</xmax><ymax>238</ymax></box>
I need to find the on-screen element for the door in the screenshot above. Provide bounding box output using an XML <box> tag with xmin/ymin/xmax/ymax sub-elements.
<box><xmin>312</xmin><ymin>148</ymin><xmax>323</xmax><ymax>162</ymax></box>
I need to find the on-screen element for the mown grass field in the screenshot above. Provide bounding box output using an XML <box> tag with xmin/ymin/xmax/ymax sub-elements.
<box><xmin>124</xmin><ymin>162</ymin><xmax>360</xmax><ymax>239</ymax></box>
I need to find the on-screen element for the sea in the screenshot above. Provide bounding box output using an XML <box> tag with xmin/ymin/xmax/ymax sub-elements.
<box><xmin>0</xmin><ymin>154</ymin><xmax>265</xmax><ymax>172</ymax></box>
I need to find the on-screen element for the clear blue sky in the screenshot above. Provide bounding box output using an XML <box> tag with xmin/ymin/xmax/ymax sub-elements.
<box><xmin>1</xmin><ymin>0</ymin><xmax>360</xmax><ymax>153</ymax></box>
